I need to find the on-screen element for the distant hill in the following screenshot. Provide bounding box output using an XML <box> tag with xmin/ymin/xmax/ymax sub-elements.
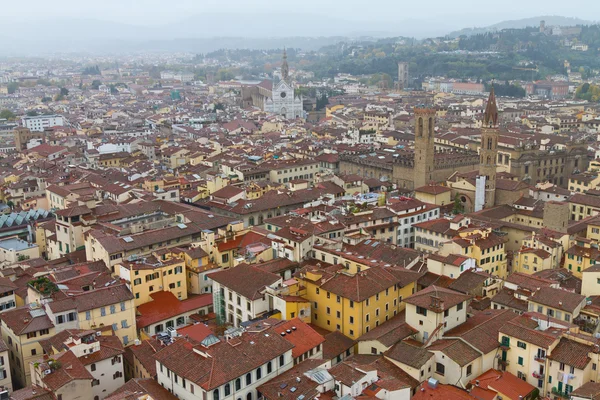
<box><xmin>447</xmin><ymin>16</ymin><xmax>595</xmax><ymax>38</ymax></box>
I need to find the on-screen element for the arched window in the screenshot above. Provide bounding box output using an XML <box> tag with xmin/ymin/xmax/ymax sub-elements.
<box><xmin>213</xmin><ymin>390</ymin><xmax>220</xmax><ymax>400</ymax></box>
<box><xmin>246</xmin><ymin>373</ymin><xmax>252</xmax><ymax>385</ymax></box>
<box><xmin>487</xmin><ymin>156</ymin><xmax>491</xmax><ymax>165</ymax></box>
<box><xmin>256</xmin><ymin>367</ymin><xmax>262</xmax><ymax>380</ymax></box>
<box><xmin>487</xmin><ymin>138</ymin><xmax>492</xmax><ymax>150</ymax></box>
<box><xmin>247</xmin><ymin>393</ymin><xmax>253</xmax><ymax>400</ymax></box>
<box><xmin>418</xmin><ymin>118</ymin><xmax>424</xmax><ymax>137</ymax></box>
<box><xmin>428</xmin><ymin>117</ymin><xmax>434</xmax><ymax>137</ymax></box>
<box><xmin>225</xmin><ymin>384</ymin><xmax>231</xmax><ymax>396</ymax></box>
<box><xmin>235</xmin><ymin>379</ymin><xmax>241</xmax><ymax>391</ymax></box>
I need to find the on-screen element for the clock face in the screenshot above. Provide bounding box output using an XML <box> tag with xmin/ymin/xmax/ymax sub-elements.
<box><xmin>280</xmin><ymin>91</ymin><xmax>287</xmax><ymax>98</ymax></box>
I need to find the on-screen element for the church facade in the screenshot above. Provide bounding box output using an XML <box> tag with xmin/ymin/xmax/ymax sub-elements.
<box><xmin>241</xmin><ymin>49</ymin><xmax>304</xmax><ymax>120</ymax></box>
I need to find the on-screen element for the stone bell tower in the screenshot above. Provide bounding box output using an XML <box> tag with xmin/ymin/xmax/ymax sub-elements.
<box><xmin>479</xmin><ymin>87</ymin><xmax>500</xmax><ymax>209</ymax></box>
<box><xmin>413</xmin><ymin>107</ymin><xmax>436</xmax><ymax>189</ymax></box>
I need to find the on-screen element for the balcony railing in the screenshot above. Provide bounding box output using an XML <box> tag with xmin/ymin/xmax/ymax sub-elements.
<box><xmin>534</xmin><ymin>355</ymin><xmax>546</xmax><ymax>362</ymax></box>
<box><xmin>533</xmin><ymin>371</ymin><xmax>544</xmax><ymax>379</ymax></box>
<box><xmin>551</xmin><ymin>388</ymin><xmax>569</xmax><ymax>399</ymax></box>
<box><xmin>499</xmin><ymin>341</ymin><xmax>510</xmax><ymax>350</ymax></box>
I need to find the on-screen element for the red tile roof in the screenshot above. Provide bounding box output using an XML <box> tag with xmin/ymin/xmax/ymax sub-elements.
<box><xmin>136</xmin><ymin>292</ymin><xmax>212</xmax><ymax>329</ymax></box>
<box><xmin>271</xmin><ymin>318</ymin><xmax>325</xmax><ymax>358</ymax></box>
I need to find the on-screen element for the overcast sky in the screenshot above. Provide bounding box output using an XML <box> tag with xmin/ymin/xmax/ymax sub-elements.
<box><xmin>3</xmin><ymin>0</ymin><xmax>599</xmax><ymax>26</ymax></box>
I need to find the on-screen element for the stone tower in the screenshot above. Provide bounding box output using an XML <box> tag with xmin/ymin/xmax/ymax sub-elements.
<box><xmin>543</xmin><ymin>201</ymin><xmax>570</xmax><ymax>233</ymax></box>
<box><xmin>281</xmin><ymin>48</ymin><xmax>289</xmax><ymax>81</ymax></box>
<box><xmin>413</xmin><ymin>107</ymin><xmax>436</xmax><ymax>189</ymax></box>
<box><xmin>398</xmin><ymin>62</ymin><xmax>409</xmax><ymax>90</ymax></box>
<box><xmin>479</xmin><ymin>87</ymin><xmax>499</xmax><ymax>209</ymax></box>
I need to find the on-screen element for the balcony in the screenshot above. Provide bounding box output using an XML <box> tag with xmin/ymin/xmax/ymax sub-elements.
<box><xmin>534</xmin><ymin>355</ymin><xmax>546</xmax><ymax>362</ymax></box>
<box><xmin>551</xmin><ymin>388</ymin><xmax>569</xmax><ymax>399</ymax></box>
<box><xmin>533</xmin><ymin>371</ymin><xmax>544</xmax><ymax>379</ymax></box>
<box><xmin>498</xmin><ymin>359</ymin><xmax>509</xmax><ymax>367</ymax></box>
<box><xmin>499</xmin><ymin>341</ymin><xmax>510</xmax><ymax>350</ymax></box>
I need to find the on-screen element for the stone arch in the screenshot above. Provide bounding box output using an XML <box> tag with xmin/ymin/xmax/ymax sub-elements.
<box><xmin>428</xmin><ymin>117</ymin><xmax>434</xmax><ymax>137</ymax></box>
<box><xmin>487</xmin><ymin>156</ymin><xmax>491</xmax><ymax>165</ymax></box>
<box><xmin>418</xmin><ymin>118</ymin><xmax>424</xmax><ymax>137</ymax></box>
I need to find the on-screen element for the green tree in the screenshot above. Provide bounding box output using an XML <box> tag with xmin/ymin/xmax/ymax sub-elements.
<box><xmin>452</xmin><ymin>194</ymin><xmax>464</xmax><ymax>215</ymax></box>
<box><xmin>26</xmin><ymin>110</ymin><xmax>38</xmax><ymax>117</ymax></box>
<box><xmin>0</xmin><ymin>110</ymin><xmax>15</xmax><ymax>120</ymax></box>
<box><xmin>316</xmin><ymin>94</ymin><xmax>329</xmax><ymax>111</ymax></box>
<box><xmin>91</xmin><ymin>80</ymin><xmax>102</xmax><ymax>90</ymax></box>
<box><xmin>60</xmin><ymin>87</ymin><xmax>69</xmax><ymax>96</ymax></box>
<box><xmin>7</xmin><ymin>82</ymin><xmax>18</xmax><ymax>94</ymax></box>
<box><xmin>41</xmin><ymin>97</ymin><xmax>52</xmax><ymax>103</ymax></box>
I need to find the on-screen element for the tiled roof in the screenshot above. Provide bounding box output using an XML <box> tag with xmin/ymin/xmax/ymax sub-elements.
<box><xmin>322</xmin><ymin>330</ymin><xmax>355</xmax><ymax>360</ymax></box>
<box><xmin>209</xmin><ymin>264</ymin><xmax>280</xmax><ymax>300</ymax></box>
<box><xmin>444</xmin><ymin>309</ymin><xmax>518</xmax><ymax>354</ymax></box>
<box><xmin>384</xmin><ymin>341</ymin><xmax>433</xmax><ymax>369</ymax></box>
<box><xmin>257</xmin><ymin>359</ymin><xmax>326</xmax><ymax>400</ymax></box>
<box><xmin>136</xmin><ymin>291</ymin><xmax>212</xmax><ymax>329</ymax></box>
<box><xmin>499</xmin><ymin>317</ymin><xmax>561</xmax><ymax>348</ymax></box>
<box><xmin>40</xmin><ymin>350</ymin><xmax>93</xmax><ymax>391</ymax></box>
<box><xmin>270</xmin><ymin>318</ymin><xmax>325</xmax><ymax>359</ymax></box>
<box><xmin>105</xmin><ymin>378</ymin><xmax>178</xmax><ymax>400</ymax></box>
<box><xmin>529</xmin><ymin>286</ymin><xmax>585</xmax><ymax>313</ymax></box>
<box><xmin>127</xmin><ymin>338</ymin><xmax>161</xmax><ymax>378</ymax></box>
<box><xmin>404</xmin><ymin>285</ymin><xmax>470</xmax><ymax>312</ymax></box>
<box><xmin>357</xmin><ymin>312</ymin><xmax>417</xmax><ymax>347</ymax></box>
<box><xmin>9</xmin><ymin>385</ymin><xmax>55</xmax><ymax>400</ymax></box>
<box><xmin>427</xmin><ymin>339</ymin><xmax>480</xmax><ymax>367</ymax></box>
<box><xmin>153</xmin><ymin>331</ymin><xmax>293</xmax><ymax>390</ymax></box>
<box><xmin>470</xmin><ymin>369</ymin><xmax>536</xmax><ymax>400</ymax></box>
<box><xmin>1</xmin><ymin>305</ymin><xmax>53</xmax><ymax>335</ymax></box>
<box><xmin>548</xmin><ymin>337</ymin><xmax>593</xmax><ymax>370</ymax></box>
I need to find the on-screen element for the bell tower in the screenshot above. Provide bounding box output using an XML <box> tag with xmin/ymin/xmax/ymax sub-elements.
<box><xmin>479</xmin><ymin>87</ymin><xmax>500</xmax><ymax>208</ymax></box>
<box><xmin>281</xmin><ymin>48</ymin><xmax>289</xmax><ymax>81</ymax></box>
<box><xmin>413</xmin><ymin>107</ymin><xmax>436</xmax><ymax>189</ymax></box>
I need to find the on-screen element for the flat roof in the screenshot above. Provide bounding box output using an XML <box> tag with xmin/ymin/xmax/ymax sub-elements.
<box><xmin>0</xmin><ymin>237</ymin><xmax>37</xmax><ymax>251</ymax></box>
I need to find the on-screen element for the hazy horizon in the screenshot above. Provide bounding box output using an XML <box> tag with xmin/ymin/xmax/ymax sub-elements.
<box><xmin>3</xmin><ymin>0</ymin><xmax>599</xmax><ymax>29</ymax></box>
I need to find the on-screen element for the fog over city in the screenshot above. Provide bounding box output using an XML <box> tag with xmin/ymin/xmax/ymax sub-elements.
<box><xmin>0</xmin><ymin>0</ymin><xmax>598</xmax><ymax>54</ymax></box>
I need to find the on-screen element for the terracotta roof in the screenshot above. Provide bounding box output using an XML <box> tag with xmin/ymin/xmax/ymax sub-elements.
<box><xmin>127</xmin><ymin>338</ymin><xmax>161</xmax><ymax>378</ymax></box>
<box><xmin>9</xmin><ymin>385</ymin><xmax>55</xmax><ymax>400</ymax></box>
<box><xmin>153</xmin><ymin>332</ymin><xmax>293</xmax><ymax>390</ymax></box>
<box><xmin>470</xmin><ymin>369</ymin><xmax>535</xmax><ymax>400</ymax></box>
<box><xmin>548</xmin><ymin>337</ymin><xmax>593</xmax><ymax>370</ymax></box>
<box><xmin>357</xmin><ymin>312</ymin><xmax>417</xmax><ymax>347</ymax></box>
<box><xmin>257</xmin><ymin>359</ymin><xmax>326</xmax><ymax>400</ymax></box>
<box><xmin>448</xmin><ymin>270</ymin><xmax>490</xmax><ymax>294</ymax></box>
<box><xmin>572</xmin><ymin>382</ymin><xmax>600</xmax><ymax>399</ymax></box>
<box><xmin>105</xmin><ymin>378</ymin><xmax>178</xmax><ymax>400</ymax></box>
<box><xmin>499</xmin><ymin>317</ymin><xmax>561</xmax><ymax>348</ymax></box>
<box><xmin>40</xmin><ymin>350</ymin><xmax>93</xmax><ymax>391</ymax></box>
<box><xmin>136</xmin><ymin>291</ymin><xmax>212</xmax><ymax>329</ymax></box>
<box><xmin>414</xmin><ymin>185</ymin><xmax>452</xmax><ymax>195</ymax></box>
<box><xmin>404</xmin><ymin>285</ymin><xmax>470</xmax><ymax>312</ymax></box>
<box><xmin>209</xmin><ymin>264</ymin><xmax>280</xmax><ymax>300</ymax></box>
<box><xmin>384</xmin><ymin>341</ymin><xmax>433</xmax><ymax>369</ymax></box>
<box><xmin>1</xmin><ymin>305</ymin><xmax>54</xmax><ymax>335</ymax></box>
<box><xmin>322</xmin><ymin>330</ymin><xmax>355</xmax><ymax>360</ymax></box>
<box><xmin>427</xmin><ymin>339</ymin><xmax>480</xmax><ymax>366</ymax></box>
<box><xmin>270</xmin><ymin>318</ymin><xmax>325</xmax><ymax>359</ymax></box>
<box><xmin>529</xmin><ymin>286</ymin><xmax>585</xmax><ymax>313</ymax></box>
<box><xmin>443</xmin><ymin>309</ymin><xmax>518</xmax><ymax>354</ymax></box>
<box><xmin>412</xmin><ymin>382</ymin><xmax>475</xmax><ymax>400</ymax></box>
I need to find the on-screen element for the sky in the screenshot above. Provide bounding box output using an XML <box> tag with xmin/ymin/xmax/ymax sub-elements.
<box><xmin>3</xmin><ymin>0</ymin><xmax>599</xmax><ymax>27</ymax></box>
